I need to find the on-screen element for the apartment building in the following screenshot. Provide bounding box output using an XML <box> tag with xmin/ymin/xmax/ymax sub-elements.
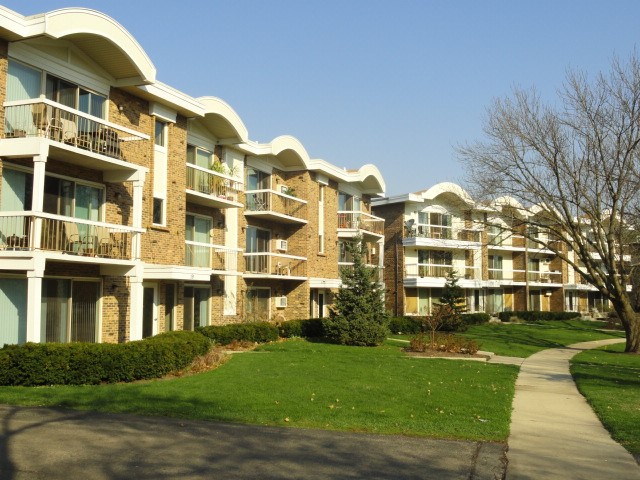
<box><xmin>372</xmin><ymin>182</ymin><xmax>609</xmax><ymax>317</ymax></box>
<box><xmin>0</xmin><ymin>6</ymin><xmax>385</xmax><ymax>346</ymax></box>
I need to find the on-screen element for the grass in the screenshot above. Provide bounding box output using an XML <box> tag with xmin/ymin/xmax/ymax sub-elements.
<box><xmin>571</xmin><ymin>343</ymin><xmax>640</xmax><ymax>456</ymax></box>
<box><xmin>0</xmin><ymin>339</ymin><xmax>519</xmax><ymax>442</ymax></box>
<box><xmin>458</xmin><ymin>319</ymin><xmax>624</xmax><ymax>358</ymax></box>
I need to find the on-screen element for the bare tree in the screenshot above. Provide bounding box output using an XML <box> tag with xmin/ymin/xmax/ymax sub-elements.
<box><xmin>458</xmin><ymin>53</ymin><xmax>640</xmax><ymax>353</ymax></box>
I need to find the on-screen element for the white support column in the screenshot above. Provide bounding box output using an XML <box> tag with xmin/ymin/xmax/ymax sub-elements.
<box><xmin>132</xmin><ymin>177</ymin><xmax>145</xmax><ymax>261</ymax></box>
<box><xmin>129</xmin><ymin>266</ymin><xmax>144</xmax><ymax>341</ymax></box>
<box><xmin>31</xmin><ymin>155</ymin><xmax>47</xmax><ymax>250</ymax></box>
<box><xmin>25</xmin><ymin>257</ymin><xmax>45</xmax><ymax>343</ymax></box>
<box><xmin>31</xmin><ymin>156</ymin><xmax>47</xmax><ymax>212</ymax></box>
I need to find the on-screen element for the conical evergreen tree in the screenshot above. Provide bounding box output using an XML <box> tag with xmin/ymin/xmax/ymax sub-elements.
<box><xmin>323</xmin><ymin>237</ymin><xmax>388</xmax><ymax>346</ymax></box>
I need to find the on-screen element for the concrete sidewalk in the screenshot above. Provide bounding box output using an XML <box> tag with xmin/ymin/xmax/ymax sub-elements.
<box><xmin>507</xmin><ymin>338</ymin><xmax>640</xmax><ymax>480</ymax></box>
<box><xmin>0</xmin><ymin>404</ymin><xmax>506</xmax><ymax>480</ymax></box>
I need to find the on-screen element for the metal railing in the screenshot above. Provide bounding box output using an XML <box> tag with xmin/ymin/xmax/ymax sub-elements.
<box><xmin>4</xmin><ymin>99</ymin><xmax>147</xmax><ymax>160</ymax></box>
<box><xmin>0</xmin><ymin>212</ymin><xmax>136</xmax><ymax>260</ymax></box>
<box><xmin>185</xmin><ymin>241</ymin><xmax>240</xmax><ymax>271</ymax></box>
<box><xmin>245</xmin><ymin>189</ymin><xmax>307</xmax><ymax>219</ymax></box>
<box><xmin>527</xmin><ymin>270</ymin><xmax>562</xmax><ymax>283</ymax></box>
<box><xmin>186</xmin><ymin>164</ymin><xmax>242</xmax><ymax>201</ymax></box>
<box><xmin>337</xmin><ymin>211</ymin><xmax>385</xmax><ymax>236</ymax></box>
<box><xmin>244</xmin><ymin>252</ymin><xmax>307</xmax><ymax>277</ymax></box>
<box><xmin>405</xmin><ymin>264</ymin><xmax>453</xmax><ymax>278</ymax></box>
<box><xmin>407</xmin><ymin>224</ymin><xmax>481</xmax><ymax>242</ymax></box>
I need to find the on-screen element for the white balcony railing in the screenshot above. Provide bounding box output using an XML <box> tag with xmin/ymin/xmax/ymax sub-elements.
<box><xmin>407</xmin><ymin>224</ymin><xmax>482</xmax><ymax>242</ymax></box>
<box><xmin>338</xmin><ymin>262</ymin><xmax>384</xmax><ymax>281</ymax></box>
<box><xmin>186</xmin><ymin>164</ymin><xmax>242</xmax><ymax>202</ymax></box>
<box><xmin>337</xmin><ymin>211</ymin><xmax>385</xmax><ymax>236</ymax></box>
<box><xmin>185</xmin><ymin>241</ymin><xmax>240</xmax><ymax>271</ymax></box>
<box><xmin>0</xmin><ymin>212</ymin><xmax>139</xmax><ymax>260</ymax></box>
<box><xmin>245</xmin><ymin>189</ymin><xmax>307</xmax><ymax>220</ymax></box>
<box><xmin>3</xmin><ymin>98</ymin><xmax>148</xmax><ymax>160</ymax></box>
<box><xmin>244</xmin><ymin>252</ymin><xmax>307</xmax><ymax>277</ymax></box>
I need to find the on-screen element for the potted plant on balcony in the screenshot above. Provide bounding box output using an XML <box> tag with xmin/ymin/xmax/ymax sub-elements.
<box><xmin>209</xmin><ymin>160</ymin><xmax>226</xmax><ymax>196</ymax></box>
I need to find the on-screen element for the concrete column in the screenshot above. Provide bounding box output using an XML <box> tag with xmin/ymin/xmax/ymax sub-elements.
<box><xmin>129</xmin><ymin>269</ymin><xmax>144</xmax><ymax>341</ymax></box>
<box><xmin>25</xmin><ymin>258</ymin><xmax>45</xmax><ymax>343</ymax></box>
<box><xmin>132</xmin><ymin>178</ymin><xmax>144</xmax><ymax>261</ymax></box>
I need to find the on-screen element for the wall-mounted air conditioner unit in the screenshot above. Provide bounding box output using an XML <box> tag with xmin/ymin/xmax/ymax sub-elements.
<box><xmin>275</xmin><ymin>296</ymin><xmax>288</xmax><ymax>308</ymax></box>
<box><xmin>276</xmin><ymin>239</ymin><xmax>288</xmax><ymax>251</ymax></box>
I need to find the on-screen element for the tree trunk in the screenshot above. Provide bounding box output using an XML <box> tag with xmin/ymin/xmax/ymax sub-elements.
<box><xmin>615</xmin><ymin>298</ymin><xmax>640</xmax><ymax>353</ymax></box>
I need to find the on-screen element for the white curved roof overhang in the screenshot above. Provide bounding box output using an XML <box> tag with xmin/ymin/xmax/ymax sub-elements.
<box><xmin>421</xmin><ymin>182</ymin><xmax>475</xmax><ymax>207</ymax></box>
<box><xmin>269</xmin><ymin>136</ymin><xmax>311</xmax><ymax>169</ymax></box>
<box><xmin>0</xmin><ymin>7</ymin><xmax>156</xmax><ymax>85</ymax></box>
<box><xmin>198</xmin><ymin>97</ymin><xmax>248</xmax><ymax>143</ymax></box>
<box><xmin>307</xmin><ymin>160</ymin><xmax>385</xmax><ymax>195</ymax></box>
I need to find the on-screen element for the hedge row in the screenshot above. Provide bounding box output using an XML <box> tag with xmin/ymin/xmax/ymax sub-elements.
<box><xmin>497</xmin><ymin>311</ymin><xmax>582</xmax><ymax>322</ymax></box>
<box><xmin>197</xmin><ymin>322</ymin><xmax>279</xmax><ymax>345</ymax></box>
<box><xmin>278</xmin><ymin>318</ymin><xmax>325</xmax><ymax>338</ymax></box>
<box><xmin>388</xmin><ymin>313</ymin><xmax>492</xmax><ymax>334</ymax></box>
<box><xmin>0</xmin><ymin>330</ymin><xmax>210</xmax><ymax>387</ymax></box>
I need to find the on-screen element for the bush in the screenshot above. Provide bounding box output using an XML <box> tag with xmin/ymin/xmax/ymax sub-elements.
<box><xmin>278</xmin><ymin>318</ymin><xmax>325</xmax><ymax>338</ymax></box>
<box><xmin>0</xmin><ymin>330</ymin><xmax>211</xmax><ymax>386</ymax></box>
<box><xmin>497</xmin><ymin>311</ymin><xmax>582</xmax><ymax>322</ymax></box>
<box><xmin>388</xmin><ymin>317</ymin><xmax>424</xmax><ymax>335</ymax></box>
<box><xmin>460</xmin><ymin>312</ymin><xmax>491</xmax><ymax>325</ymax></box>
<box><xmin>322</xmin><ymin>315</ymin><xmax>388</xmax><ymax>347</ymax></box>
<box><xmin>408</xmin><ymin>333</ymin><xmax>480</xmax><ymax>354</ymax></box>
<box><xmin>197</xmin><ymin>322</ymin><xmax>279</xmax><ymax>345</ymax></box>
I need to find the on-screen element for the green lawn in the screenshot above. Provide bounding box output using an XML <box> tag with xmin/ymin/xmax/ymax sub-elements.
<box><xmin>571</xmin><ymin>343</ymin><xmax>640</xmax><ymax>456</ymax></box>
<box><xmin>459</xmin><ymin>319</ymin><xmax>624</xmax><ymax>357</ymax></box>
<box><xmin>0</xmin><ymin>339</ymin><xmax>518</xmax><ymax>442</ymax></box>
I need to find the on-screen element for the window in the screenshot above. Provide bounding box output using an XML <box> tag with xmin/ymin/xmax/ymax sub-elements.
<box><xmin>152</xmin><ymin>197</ymin><xmax>164</xmax><ymax>225</ymax></box>
<box><xmin>155</xmin><ymin>120</ymin><xmax>166</xmax><ymax>147</ymax></box>
<box><xmin>45</xmin><ymin>74</ymin><xmax>106</xmax><ymax>118</ymax></box>
<box><xmin>488</xmin><ymin>255</ymin><xmax>503</xmax><ymax>280</ymax></box>
<box><xmin>41</xmin><ymin>279</ymin><xmax>99</xmax><ymax>343</ymax></box>
<box><xmin>165</xmin><ymin>284</ymin><xmax>176</xmax><ymax>331</ymax></box>
<box><xmin>184</xmin><ymin>286</ymin><xmax>210</xmax><ymax>330</ymax></box>
<box><xmin>7</xmin><ymin>60</ymin><xmax>41</xmax><ymax>101</ymax></box>
<box><xmin>245</xmin><ymin>168</ymin><xmax>269</xmax><ymax>190</ymax></box>
<box><xmin>1</xmin><ymin>168</ymin><xmax>33</xmax><ymax>211</ymax></box>
<box><xmin>187</xmin><ymin>145</ymin><xmax>213</xmax><ymax>169</ymax></box>
<box><xmin>245</xmin><ymin>226</ymin><xmax>270</xmax><ymax>273</ymax></box>
<box><xmin>338</xmin><ymin>192</ymin><xmax>361</xmax><ymax>211</ymax></box>
<box><xmin>417</xmin><ymin>250</ymin><xmax>452</xmax><ymax>277</ymax></box>
<box><xmin>246</xmin><ymin>288</ymin><xmax>270</xmax><ymax>322</ymax></box>
<box><xmin>486</xmin><ymin>289</ymin><xmax>504</xmax><ymax>314</ymax></box>
<box><xmin>185</xmin><ymin>214</ymin><xmax>212</xmax><ymax>267</ymax></box>
<box><xmin>43</xmin><ymin>176</ymin><xmax>104</xmax><ymax>221</ymax></box>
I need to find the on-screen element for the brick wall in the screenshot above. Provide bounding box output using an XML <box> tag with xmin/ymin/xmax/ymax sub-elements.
<box><xmin>372</xmin><ymin>202</ymin><xmax>405</xmax><ymax>316</ymax></box>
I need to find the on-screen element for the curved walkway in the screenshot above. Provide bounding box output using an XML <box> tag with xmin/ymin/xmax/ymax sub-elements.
<box><xmin>507</xmin><ymin>338</ymin><xmax>640</xmax><ymax>480</ymax></box>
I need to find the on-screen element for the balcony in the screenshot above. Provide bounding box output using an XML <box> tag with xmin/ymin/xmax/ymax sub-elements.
<box><xmin>403</xmin><ymin>224</ymin><xmax>482</xmax><ymax>249</ymax></box>
<box><xmin>528</xmin><ymin>270</ymin><xmax>563</xmax><ymax>284</ymax></box>
<box><xmin>244</xmin><ymin>190</ymin><xmax>308</xmax><ymax>224</ymax></box>
<box><xmin>337</xmin><ymin>211</ymin><xmax>385</xmax><ymax>238</ymax></box>
<box><xmin>186</xmin><ymin>164</ymin><xmax>243</xmax><ymax>208</ymax></box>
<box><xmin>338</xmin><ymin>262</ymin><xmax>384</xmax><ymax>282</ymax></box>
<box><xmin>3</xmin><ymin>99</ymin><xmax>148</xmax><ymax>169</ymax></box>
<box><xmin>0</xmin><ymin>212</ymin><xmax>139</xmax><ymax>261</ymax></box>
<box><xmin>243</xmin><ymin>252</ymin><xmax>307</xmax><ymax>280</ymax></box>
<box><xmin>405</xmin><ymin>264</ymin><xmax>453</xmax><ymax>278</ymax></box>
<box><xmin>185</xmin><ymin>241</ymin><xmax>240</xmax><ymax>273</ymax></box>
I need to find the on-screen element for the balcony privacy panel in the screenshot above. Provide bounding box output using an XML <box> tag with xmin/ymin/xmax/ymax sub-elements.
<box><xmin>0</xmin><ymin>278</ymin><xmax>27</xmax><ymax>346</ymax></box>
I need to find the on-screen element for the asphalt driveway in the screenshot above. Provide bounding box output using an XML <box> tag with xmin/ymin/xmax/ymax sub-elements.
<box><xmin>0</xmin><ymin>404</ymin><xmax>505</xmax><ymax>479</ymax></box>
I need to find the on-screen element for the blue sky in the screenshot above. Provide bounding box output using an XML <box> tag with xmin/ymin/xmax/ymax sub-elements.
<box><xmin>6</xmin><ymin>1</ymin><xmax>640</xmax><ymax>195</ymax></box>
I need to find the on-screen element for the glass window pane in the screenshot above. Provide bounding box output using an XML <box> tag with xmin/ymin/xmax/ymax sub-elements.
<box><xmin>7</xmin><ymin>60</ymin><xmax>41</xmax><ymax>101</ymax></box>
<box><xmin>0</xmin><ymin>278</ymin><xmax>28</xmax><ymax>345</ymax></box>
<box><xmin>196</xmin><ymin>148</ymin><xmax>211</xmax><ymax>169</ymax></box>
<box><xmin>71</xmin><ymin>281</ymin><xmax>98</xmax><ymax>342</ymax></box>
<box><xmin>155</xmin><ymin>120</ymin><xmax>165</xmax><ymax>146</ymax></box>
